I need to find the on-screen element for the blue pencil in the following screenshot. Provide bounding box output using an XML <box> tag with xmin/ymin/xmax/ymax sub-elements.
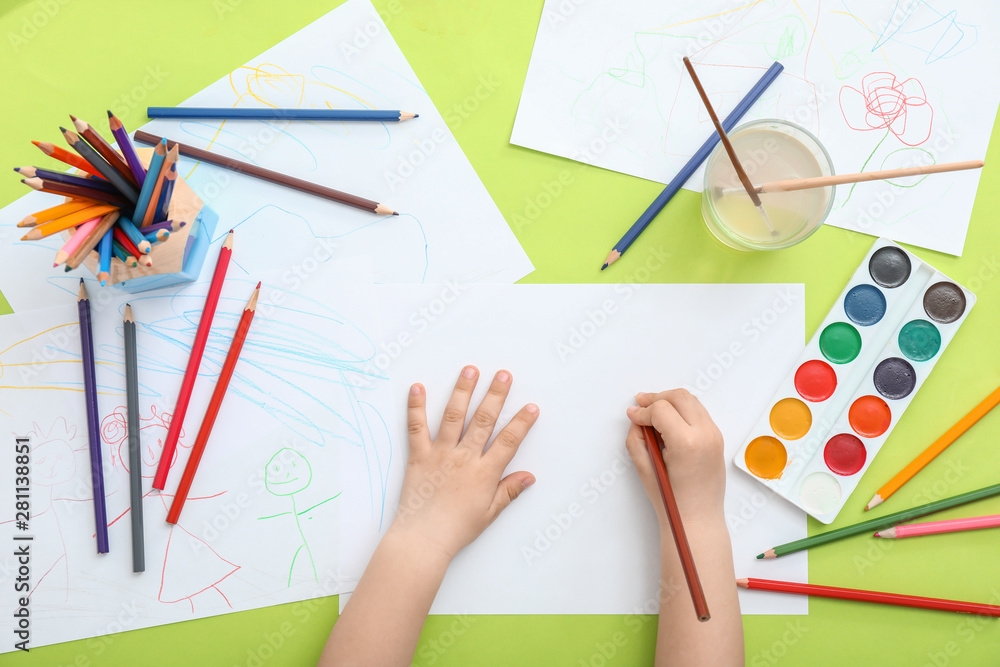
<box><xmin>133</xmin><ymin>139</ymin><xmax>167</xmax><ymax>223</ymax></box>
<box><xmin>97</xmin><ymin>229</ymin><xmax>113</xmax><ymax>286</ymax></box>
<box><xmin>147</xmin><ymin>107</ymin><xmax>418</xmax><ymax>122</ymax></box>
<box><xmin>601</xmin><ymin>61</ymin><xmax>784</xmax><ymax>270</ymax></box>
<box><xmin>154</xmin><ymin>160</ymin><xmax>177</xmax><ymax>223</ymax></box>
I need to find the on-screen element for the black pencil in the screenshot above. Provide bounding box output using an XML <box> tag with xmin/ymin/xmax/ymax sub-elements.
<box><xmin>123</xmin><ymin>304</ymin><xmax>144</xmax><ymax>572</ymax></box>
<box><xmin>60</xmin><ymin>127</ymin><xmax>140</xmax><ymax>203</ymax></box>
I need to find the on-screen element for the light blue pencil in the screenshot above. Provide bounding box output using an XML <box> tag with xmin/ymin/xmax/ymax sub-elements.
<box><xmin>143</xmin><ymin>229</ymin><xmax>170</xmax><ymax>244</ymax></box>
<box><xmin>132</xmin><ymin>139</ymin><xmax>167</xmax><ymax>223</ymax></box>
<box><xmin>117</xmin><ymin>215</ymin><xmax>152</xmax><ymax>254</ymax></box>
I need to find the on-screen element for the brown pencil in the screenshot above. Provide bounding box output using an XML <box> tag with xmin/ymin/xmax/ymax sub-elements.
<box><xmin>642</xmin><ymin>425</ymin><xmax>710</xmax><ymax>622</ymax></box>
<box><xmin>65</xmin><ymin>210</ymin><xmax>120</xmax><ymax>271</ymax></box>
<box><xmin>132</xmin><ymin>130</ymin><xmax>398</xmax><ymax>215</ymax></box>
<box><xmin>682</xmin><ymin>57</ymin><xmax>775</xmax><ymax>235</ymax></box>
<box><xmin>21</xmin><ymin>177</ymin><xmax>129</xmax><ymax>207</ymax></box>
<box><xmin>71</xmin><ymin>115</ymin><xmax>139</xmax><ymax>188</ymax></box>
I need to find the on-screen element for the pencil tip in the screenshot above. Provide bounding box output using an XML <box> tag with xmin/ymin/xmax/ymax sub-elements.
<box><xmin>256</xmin><ymin>281</ymin><xmax>261</xmax><ymax>289</ymax></box>
<box><xmin>107</xmin><ymin>110</ymin><xmax>113</xmax><ymax>118</ymax></box>
<box><xmin>600</xmin><ymin>263</ymin><xmax>608</xmax><ymax>271</ymax></box>
<box><xmin>393</xmin><ymin>211</ymin><xmax>399</xmax><ymax>216</ymax></box>
<box><xmin>69</xmin><ymin>114</ymin><xmax>77</xmax><ymax>121</ymax></box>
<box><xmin>756</xmin><ymin>553</ymin><xmax>764</xmax><ymax>559</ymax></box>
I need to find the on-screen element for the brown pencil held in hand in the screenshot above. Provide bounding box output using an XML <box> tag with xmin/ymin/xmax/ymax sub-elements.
<box><xmin>642</xmin><ymin>425</ymin><xmax>710</xmax><ymax>622</ymax></box>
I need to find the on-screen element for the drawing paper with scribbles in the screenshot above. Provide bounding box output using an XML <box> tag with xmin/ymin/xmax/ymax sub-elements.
<box><xmin>511</xmin><ymin>0</ymin><xmax>1000</xmax><ymax>256</ymax></box>
<box><xmin>0</xmin><ymin>0</ymin><xmax>532</xmax><ymax>313</ymax></box>
<box><xmin>0</xmin><ymin>276</ymin><xmax>394</xmax><ymax>651</ymax></box>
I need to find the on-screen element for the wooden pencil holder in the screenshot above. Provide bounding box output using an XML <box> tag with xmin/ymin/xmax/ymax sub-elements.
<box><xmin>74</xmin><ymin>148</ymin><xmax>219</xmax><ymax>292</ymax></box>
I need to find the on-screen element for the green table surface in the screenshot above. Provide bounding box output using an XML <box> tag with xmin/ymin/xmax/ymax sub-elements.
<box><xmin>3</xmin><ymin>1</ymin><xmax>1000</xmax><ymax>664</ymax></box>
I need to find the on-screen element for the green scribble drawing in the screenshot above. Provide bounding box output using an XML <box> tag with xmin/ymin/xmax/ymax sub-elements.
<box><xmin>258</xmin><ymin>447</ymin><xmax>342</xmax><ymax>586</ymax></box>
<box><xmin>880</xmin><ymin>147</ymin><xmax>935</xmax><ymax>188</ymax></box>
<box><xmin>763</xmin><ymin>16</ymin><xmax>807</xmax><ymax>59</ymax></box>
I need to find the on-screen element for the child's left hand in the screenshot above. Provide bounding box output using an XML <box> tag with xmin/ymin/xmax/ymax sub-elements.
<box><xmin>389</xmin><ymin>366</ymin><xmax>539</xmax><ymax>561</ymax></box>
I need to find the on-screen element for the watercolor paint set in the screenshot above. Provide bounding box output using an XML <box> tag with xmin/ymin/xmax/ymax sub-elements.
<box><xmin>734</xmin><ymin>238</ymin><xmax>975</xmax><ymax>523</ymax></box>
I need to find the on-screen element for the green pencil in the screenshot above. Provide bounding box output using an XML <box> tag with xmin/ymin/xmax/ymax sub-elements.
<box><xmin>759</xmin><ymin>481</ymin><xmax>1000</xmax><ymax>559</ymax></box>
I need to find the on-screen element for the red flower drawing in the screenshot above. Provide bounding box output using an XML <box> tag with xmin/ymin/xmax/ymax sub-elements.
<box><xmin>839</xmin><ymin>72</ymin><xmax>934</xmax><ymax>146</ymax></box>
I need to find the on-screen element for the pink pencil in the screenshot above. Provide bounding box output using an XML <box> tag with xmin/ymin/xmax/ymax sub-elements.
<box><xmin>54</xmin><ymin>218</ymin><xmax>101</xmax><ymax>266</ymax></box>
<box><xmin>875</xmin><ymin>514</ymin><xmax>1000</xmax><ymax>539</ymax></box>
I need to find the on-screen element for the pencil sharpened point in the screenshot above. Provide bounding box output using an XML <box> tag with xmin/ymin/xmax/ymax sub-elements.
<box><xmin>600</xmin><ymin>263</ymin><xmax>608</xmax><ymax>271</ymax></box>
<box><xmin>256</xmin><ymin>281</ymin><xmax>262</xmax><ymax>288</ymax></box>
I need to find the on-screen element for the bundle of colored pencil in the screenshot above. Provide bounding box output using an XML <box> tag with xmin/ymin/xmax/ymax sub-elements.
<box><xmin>17</xmin><ymin>112</ymin><xmax>179</xmax><ymax>285</ymax></box>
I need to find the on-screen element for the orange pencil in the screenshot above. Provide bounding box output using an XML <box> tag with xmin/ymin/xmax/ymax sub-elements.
<box><xmin>20</xmin><ymin>205</ymin><xmax>117</xmax><ymax>240</ymax></box>
<box><xmin>166</xmin><ymin>282</ymin><xmax>260</xmax><ymax>524</ymax></box>
<box><xmin>31</xmin><ymin>140</ymin><xmax>106</xmax><ymax>179</ymax></box>
<box><xmin>642</xmin><ymin>425</ymin><xmax>710</xmax><ymax>622</ymax></box>
<box><xmin>866</xmin><ymin>385</ymin><xmax>1000</xmax><ymax>510</ymax></box>
<box><xmin>141</xmin><ymin>145</ymin><xmax>177</xmax><ymax>226</ymax></box>
<box><xmin>18</xmin><ymin>200</ymin><xmax>94</xmax><ymax>227</ymax></box>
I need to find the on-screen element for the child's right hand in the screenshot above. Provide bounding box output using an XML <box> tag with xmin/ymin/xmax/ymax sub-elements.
<box><xmin>624</xmin><ymin>389</ymin><xmax>727</xmax><ymax>527</ymax></box>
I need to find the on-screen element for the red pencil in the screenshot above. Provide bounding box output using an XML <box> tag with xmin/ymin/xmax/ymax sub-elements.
<box><xmin>737</xmin><ymin>578</ymin><xmax>1000</xmax><ymax>616</ymax></box>
<box><xmin>152</xmin><ymin>231</ymin><xmax>235</xmax><ymax>490</ymax></box>
<box><xmin>112</xmin><ymin>226</ymin><xmax>152</xmax><ymax>266</ymax></box>
<box><xmin>642</xmin><ymin>425</ymin><xmax>710</xmax><ymax>622</ymax></box>
<box><xmin>166</xmin><ymin>283</ymin><xmax>260</xmax><ymax>524</ymax></box>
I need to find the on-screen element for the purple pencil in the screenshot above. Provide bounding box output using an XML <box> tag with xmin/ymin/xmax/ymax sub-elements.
<box><xmin>77</xmin><ymin>279</ymin><xmax>109</xmax><ymax>553</ymax></box>
<box><xmin>142</xmin><ymin>219</ymin><xmax>186</xmax><ymax>233</ymax></box>
<box><xmin>107</xmin><ymin>111</ymin><xmax>146</xmax><ymax>187</ymax></box>
<box><xmin>13</xmin><ymin>166</ymin><xmax>120</xmax><ymax>194</ymax></box>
